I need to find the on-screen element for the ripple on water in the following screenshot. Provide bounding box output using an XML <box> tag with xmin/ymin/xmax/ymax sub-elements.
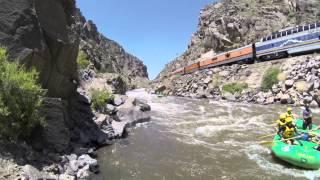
<box><xmin>97</xmin><ymin>89</ymin><xmax>320</xmax><ymax>180</ymax></box>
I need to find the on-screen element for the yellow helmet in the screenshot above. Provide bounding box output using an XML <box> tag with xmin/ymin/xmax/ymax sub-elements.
<box><xmin>280</xmin><ymin>114</ymin><xmax>286</xmax><ymax>120</ymax></box>
<box><xmin>287</xmin><ymin>107</ymin><xmax>292</xmax><ymax>112</ymax></box>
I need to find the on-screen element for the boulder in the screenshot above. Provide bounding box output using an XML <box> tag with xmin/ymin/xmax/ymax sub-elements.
<box><xmin>219</xmin><ymin>70</ymin><xmax>230</xmax><ymax>77</ymax></box>
<box><xmin>222</xmin><ymin>92</ymin><xmax>236</xmax><ymax>101</ymax></box>
<box><xmin>105</xmin><ymin>104</ymin><xmax>117</xmax><ymax>115</ymax></box>
<box><xmin>59</xmin><ymin>174</ymin><xmax>76</xmax><ymax>180</ymax></box>
<box><xmin>21</xmin><ymin>165</ymin><xmax>57</xmax><ymax>180</ymax></box>
<box><xmin>203</xmin><ymin>77</ymin><xmax>212</xmax><ymax>84</ymax></box>
<box><xmin>111</xmin><ymin>121</ymin><xmax>128</xmax><ymax>137</ymax></box>
<box><xmin>303</xmin><ymin>96</ymin><xmax>313</xmax><ymax>104</ymax></box>
<box><xmin>133</xmin><ymin>99</ymin><xmax>151</xmax><ymax>112</ymax></box>
<box><xmin>106</xmin><ymin>75</ymin><xmax>128</xmax><ymax>95</ymax></box>
<box><xmin>155</xmin><ymin>85</ymin><xmax>166</xmax><ymax>94</ymax></box>
<box><xmin>94</xmin><ymin>114</ymin><xmax>110</xmax><ymax>128</ymax></box>
<box><xmin>77</xmin><ymin>154</ymin><xmax>98</xmax><ymax>168</ymax></box>
<box><xmin>310</xmin><ymin>100</ymin><xmax>319</xmax><ymax>107</ymax></box>
<box><xmin>76</xmin><ymin>165</ymin><xmax>90</xmax><ymax>179</ymax></box>
<box><xmin>113</xmin><ymin>96</ymin><xmax>125</xmax><ymax>106</ymax></box>
<box><xmin>280</xmin><ymin>94</ymin><xmax>291</xmax><ymax>104</ymax></box>
<box><xmin>285</xmin><ymin>80</ymin><xmax>294</xmax><ymax>89</ymax></box>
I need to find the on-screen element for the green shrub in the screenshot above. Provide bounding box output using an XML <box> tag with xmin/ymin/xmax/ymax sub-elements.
<box><xmin>212</xmin><ymin>74</ymin><xmax>221</xmax><ymax>88</ymax></box>
<box><xmin>77</xmin><ymin>50</ymin><xmax>90</xmax><ymax>69</ymax></box>
<box><xmin>0</xmin><ymin>47</ymin><xmax>45</xmax><ymax>140</ymax></box>
<box><xmin>222</xmin><ymin>82</ymin><xmax>248</xmax><ymax>94</ymax></box>
<box><xmin>261</xmin><ymin>67</ymin><xmax>281</xmax><ymax>91</ymax></box>
<box><xmin>91</xmin><ymin>89</ymin><xmax>114</xmax><ymax>111</ymax></box>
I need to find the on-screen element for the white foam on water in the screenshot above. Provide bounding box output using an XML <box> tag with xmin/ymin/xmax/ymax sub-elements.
<box><xmin>199</xmin><ymin>106</ymin><xmax>206</xmax><ymax>114</ymax></box>
<box><xmin>244</xmin><ymin>144</ymin><xmax>320</xmax><ymax>180</ymax></box>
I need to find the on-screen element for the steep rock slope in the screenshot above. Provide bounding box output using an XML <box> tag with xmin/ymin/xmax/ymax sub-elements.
<box><xmin>156</xmin><ymin>0</ymin><xmax>320</xmax><ymax>79</ymax></box>
<box><xmin>75</xmin><ymin>10</ymin><xmax>149</xmax><ymax>87</ymax></box>
<box><xmin>0</xmin><ymin>0</ymin><xmax>78</xmax><ymax>99</ymax></box>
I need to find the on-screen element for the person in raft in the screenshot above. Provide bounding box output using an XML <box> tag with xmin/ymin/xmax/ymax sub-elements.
<box><xmin>302</xmin><ymin>104</ymin><xmax>313</xmax><ymax>130</ymax></box>
<box><xmin>279</xmin><ymin>118</ymin><xmax>299</xmax><ymax>145</ymax></box>
<box><xmin>285</xmin><ymin>107</ymin><xmax>296</xmax><ymax>121</ymax></box>
<box><xmin>276</xmin><ymin>114</ymin><xmax>287</xmax><ymax>135</ymax></box>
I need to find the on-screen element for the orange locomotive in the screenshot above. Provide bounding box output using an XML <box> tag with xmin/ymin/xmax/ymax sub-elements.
<box><xmin>172</xmin><ymin>45</ymin><xmax>254</xmax><ymax>75</ymax></box>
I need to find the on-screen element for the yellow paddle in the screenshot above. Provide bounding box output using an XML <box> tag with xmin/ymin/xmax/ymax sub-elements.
<box><xmin>259</xmin><ymin>135</ymin><xmax>303</xmax><ymax>145</ymax></box>
<box><xmin>258</xmin><ymin>133</ymin><xmax>277</xmax><ymax>139</ymax></box>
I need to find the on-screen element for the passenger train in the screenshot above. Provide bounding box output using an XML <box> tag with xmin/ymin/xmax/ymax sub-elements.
<box><xmin>171</xmin><ymin>22</ymin><xmax>320</xmax><ymax>75</ymax></box>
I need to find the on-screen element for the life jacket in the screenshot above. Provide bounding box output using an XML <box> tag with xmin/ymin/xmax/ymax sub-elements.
<box><xmin>285</xmin><ymin>112</ymin><xmax>294</xmax><ymax>120</ymax></box>
<box><xmin>282</xmin><ymin>126</ymin><xmax>295</xmax><ymax>138</ymax></box>
<box><xmin>276</xmin><ymin>119</ymin><xmax>286</xmax><ymax>127</ymax></box>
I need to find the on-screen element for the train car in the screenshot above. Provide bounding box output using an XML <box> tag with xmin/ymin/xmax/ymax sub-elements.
<box><xmin>171</xmin><ymin>67</ymin><xmax>185</xmax><ymax>75</ymax></box>
<box><xmin>256</xmin><ymin>22</ymin><xmax>320</xmax><ymax>61</ymax></box>
<box><xmin>199</xmin><ymin>45</ymin><xmax>253</xmax><ymax>69</ymax></box>
<box><xmin>184</xmin><ymin>62</ymin><xmax>200</xmax><ymax>74</ymax></box>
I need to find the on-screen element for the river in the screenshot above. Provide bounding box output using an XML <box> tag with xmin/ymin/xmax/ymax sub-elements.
<box><xmin>96</xmin><ymin>89</ymin><xmax>320</xmax><ymax>180</ymax></box>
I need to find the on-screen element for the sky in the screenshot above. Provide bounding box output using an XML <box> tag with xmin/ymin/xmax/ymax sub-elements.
<box><xmin>76</xmin><ymin>0</ymin><xmax>215</xmax><ymax>79</ymax></box>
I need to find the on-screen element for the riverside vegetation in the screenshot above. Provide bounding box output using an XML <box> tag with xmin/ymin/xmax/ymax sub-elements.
<box><xmin>0</xmin><ymin>47</ymin><xmax>45</xmax><ymax>140</ymax></box>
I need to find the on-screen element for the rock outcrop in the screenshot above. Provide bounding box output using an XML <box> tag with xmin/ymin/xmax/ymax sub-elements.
<box><xmin>156</xmin><ymin>0</ymin><xmax>320</xmax><ymax>80</ymax></box>
<box><xmin>75</xmin><ymin>10</ymin><xmax>149</xmax><ymax>88</ymax></box>
<box><xmin>0</xmin><ymin>0</ymin><xmax>79</xmax><ymax>99</ymax></box>
<box><xmin>0</xmin><ymin>0</ymin><xmax>151</xmax><ymax>179</ymax></box>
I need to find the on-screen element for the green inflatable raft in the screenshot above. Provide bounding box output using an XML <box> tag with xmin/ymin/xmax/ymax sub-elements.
<box><xmin>271</xmin><ymin>119</ymin><xmax>320</xmax><ymax>169</ymax></box>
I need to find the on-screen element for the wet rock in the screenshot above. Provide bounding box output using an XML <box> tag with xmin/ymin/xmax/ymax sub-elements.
<box><xmin>111</xmin><ymin>121</ymin><xmax>128</xmax><ymax>137</ymax></box>
<box><xmin>133</xmin><ymin>99</ymin><xmax>151</xmax><ymax>112</ymax></box>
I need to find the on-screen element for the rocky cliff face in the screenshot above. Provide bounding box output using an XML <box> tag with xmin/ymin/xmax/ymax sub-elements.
<box><xmin>156</xmin><ymin>0</ymin><xmax>320</xmax><ymax>79</ymax></box>
<box><xmin>0</xmin><ymin>0</ymin><xmax>79</xmax><ymax>99</ymax></box>
<box><xmin>75</xmin><ymin>10</ymin><xmax>149</xmax><ymax>84</ymax></box>
<box><xmin>0</xmin><ymin>1</ymin><xmax>151</xmax><ymax>179</ymax></box>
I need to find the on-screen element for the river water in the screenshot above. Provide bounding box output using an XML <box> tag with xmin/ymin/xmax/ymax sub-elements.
<box><xmin>96</xmin><ymin>89</ymin><xmax>320</xmax><ymax>180</ymax></box>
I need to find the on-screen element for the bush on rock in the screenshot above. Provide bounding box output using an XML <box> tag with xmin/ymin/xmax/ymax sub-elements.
<box><xmin>90</xmin><ymin>89</ymin><xmax>114</xmax><ymax>111</ymax></box>
<box><xmin>222</xmin><ymin>82</ymin><xmax>248</xmax><ymax>94</ymax></box>
<box><xmin>0</xmin><ymin>47</ymin><xmax>45</xmax><ymax>140</ymax></box>
<box><xmin>261</xmin><ymin>67</ymin><xmax>281</xmax><ymax>91</ymax></box>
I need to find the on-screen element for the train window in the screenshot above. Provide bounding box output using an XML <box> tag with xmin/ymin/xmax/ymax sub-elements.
<box><xmin>272</xmin><ymin>34</ymin><xmax>276</xmax><ymax>39</ymax></box>
<box><xmin>310</xmin><ymin>24</ymin><xmax>316</xmax><ymax>29</ymax></box>
<box><xmin>317</xmin><ymin>22</ymin><xmax>320</xmax><ymax>27</ymax></box>
<box><xmin>263</xmin><ymin>37</ymin><xmax>267</xmax><ymax>42</ymax></box>
<box><xmin>276</xmin><ymin>32</ymin><xmax>281</xmax><ymax>38</ymax></box>
<box><xmin>292</xmin><ymin>28</ymin><xmax>298</xmax><ymax>33</ymax></box>
<box><xmin>267</xmin><ymin>36</ymin><xmax>271</xmax><ymax>40</ymax></box>
<box><xmin>304</xmin><ymin>25</ymin><xmax>309</xmax><ymax>31</ymax></box>
<box><xmin>281</xmin><ymin>31</ymin><xmax>286</xmax><ymax>36</ymax></box>
<box><xmin>287</xmin><ymin>30</ymin><xmax>292</xmax><ymax>35</ymax></box>
<box><xmin>298</xmin><ymin>26</ymin><xmax>303</xmax><ymax>32</ymax></box>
